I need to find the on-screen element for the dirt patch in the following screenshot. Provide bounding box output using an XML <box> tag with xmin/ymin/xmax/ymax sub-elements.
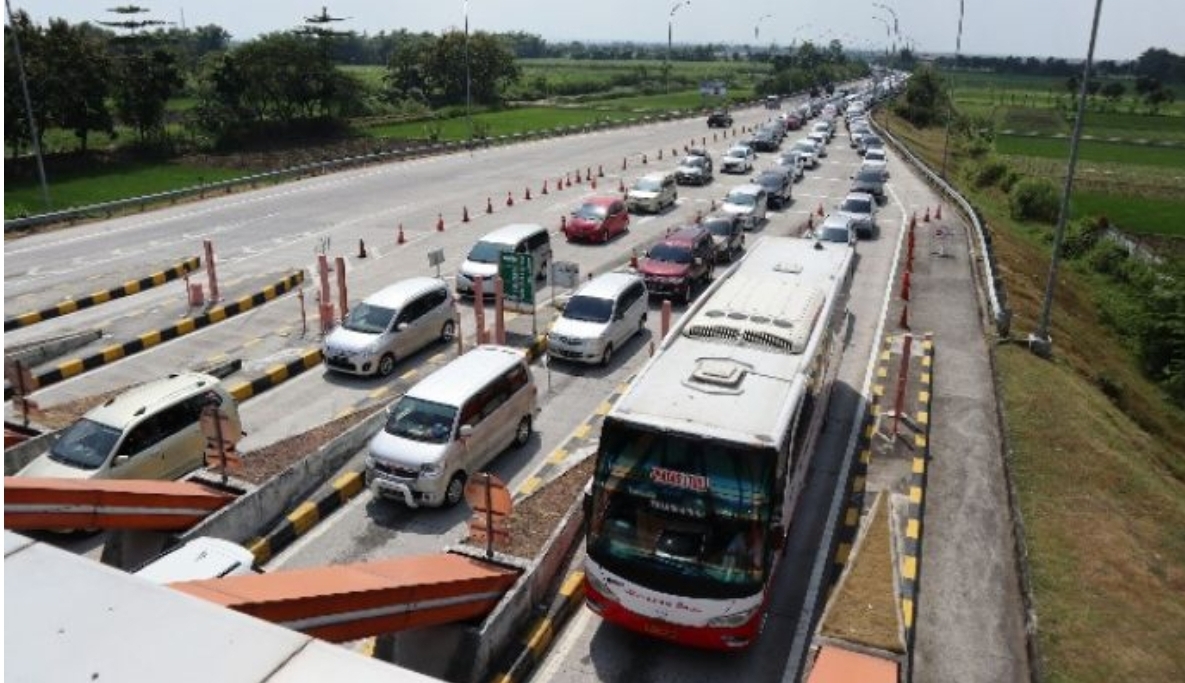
<box><xmin>472</xmin><ymin>457</ymin><xmax>594</xmax><ymax>560</ymax></box>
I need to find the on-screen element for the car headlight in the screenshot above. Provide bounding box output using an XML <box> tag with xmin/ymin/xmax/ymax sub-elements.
<box><xmin>707</xmin><ymin>604</ymin><xmax>761</xmax><ymax>628</ymax></box>
<box><xmin>420</xmin><ymin>462</ymin><xmax>444</xmax><ymax>478</ymax></box>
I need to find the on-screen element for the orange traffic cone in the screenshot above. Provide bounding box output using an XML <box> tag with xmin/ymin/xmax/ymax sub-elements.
<box><xmin>397</xmin><ymin>223</ymin><xmax>406</xmax><ymax>244</ymax></box>
<box><xmin>619</xmin><ymin>178</ymin><xmax>626</xmax><ymax>193</ymax></box>
<box><xmin>358</xmin><ymin>239</ymin><xmax>367</xmax><ymax>258</ymax></box>
<box><xmin>560</xmin><ymin>215</ymin><xmax>567</xmax><ymax>232</ymax></box>
<box><xmin>622</xmin><ymin>157</ymin><xmax>628</xmax><ymax>170</ymax></box>
<box><xmin>909</xmin><ymin>212</ymin><xmax>917</xmax><ymax>231</ymax></box>
<box><xmin>701</xmin><ymin>136</ymin><xmax>706</xmax><ymax>146</ymax></box>
<box><xmin>923</xmin><ymin>207</ymin><xmax>931</xmax><ymax>222</ymax></box>
<box><xmin>713</xmin><ymin>133</ymin><xmax>718</xmax><ymax>142</ymax></box>
<box><xmin>486</xmin><ymin>197</ymin><xmax>494</xmax><ymax>214</ymax></box>
<box><xmin>591</xmin><ymin>177</ymin><xmax>597</xmax><ymax>189</ymax></box>
<box><xmin>541</xmin><ymin>180</ymin><xmax>549</xmax><ymax>195</ymax></box>
<box><xmin>630</xmin><ymin>248</ymin><xmax>638</xmax><ymax>269</ymax></box>
<box><xmin>463</xmin><ymin>206</ymin><xmax>470</xmax><ymax>222</ymax></box>
<box><xmin>525</xmin><ymin>187</ymin><xmax>532</xmax><ymax>201</ymax></box>
<box><xmin>436</xmin><ymin>214</ymin><xmax>444</xmax><ymax>232</ymax></box>
<box><xmin>598</xmin><ymin>164</ymin><xmax>604</xmax><ymax>177</ymax></box>
<box><xmin>575</xmin><ymin>169</ymin><xmax>582</xmax><ymax>184</ymax></box>
<box><xmin>936</xmin><ymin>205</ymin><xmax>943</xmax><ymax>220</ymax></box>
<box><xmin>557</xmin><ymin>176</ymin><xmax>565</xmax><ymax>190</ymax></box>
<box><xmin>710</xmin><ymin>198</ymin><xmax>717</xmax><ymax>211</ymax></box>
<box><xmin>658</xmin><ymin>149</ymin><xmax>663</xmax><ymax>160</ymax></box>
<box><xmin>507</xmin><ymin>191</ymin><xmax>515</xmax><ymax>207</ymax></box>
<box><xmin>586</xmin><ymin>167</ymin><xmax>593</xmax><ymax>182</ymax></box>
<box><xmin>816</xmin><ymin>203</ymin><xmax>824</xmax><ymax>218</ymax></box>
<box><xmin>643</xmin><ymin>153</ymin><xmax>648</xmax><ymax>165</ymax></box>
<box><xmin>671</xmin><ymin>148</ymin><xmax>677</xmax><ymax>158</ymax></box>
<box><xmin>695</xmin><ymin>210</ymin><xmax>703</xmax><ymax>224</ymax></box>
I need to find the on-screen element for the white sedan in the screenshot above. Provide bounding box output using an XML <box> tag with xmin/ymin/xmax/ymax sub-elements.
<box><xmin>720</xmin><ymin>145</ymin><xmax>756</xmax><ymax>174</ymax></box>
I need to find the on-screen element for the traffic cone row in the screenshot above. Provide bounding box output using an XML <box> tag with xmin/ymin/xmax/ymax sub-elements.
<box><xmin>486</xmin><ymin>197</ymin><xmax>494</xmax><ymax>214</ymax></box>
<box><xmin>463</xmin><ymin>206</ymin><xmax>471</xmax><ymax>222</ymax></box>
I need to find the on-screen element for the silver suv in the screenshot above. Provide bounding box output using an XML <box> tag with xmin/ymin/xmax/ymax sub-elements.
<box><xmin>837</xmin><ymin>192</ymin><xmax>878</xmax><ymax>239</ymax></box>
<box><xmin>547</xmin><ymin>272</ymin><xmax>648</xmax><ymax>366</ymax></box>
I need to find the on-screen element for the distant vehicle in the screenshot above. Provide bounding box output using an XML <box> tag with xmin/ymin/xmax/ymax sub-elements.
<box><xmin>720</xmin><ymin>145</ymin><xmax>756</xmax><ymax>174</ymax></box>
<box><xmin>775</xmin><ymin>150</ymin><xmax>806</xmax><ymax>181</ymax></box>
<box><xmin>751</xmin><ymin>168</ymin><xmax>793</xmax><ymax>209</ymax></box>
<box><xmin>17</xmin><ymin>373</ymin><xmax>241</xmax><ymax>483</ymax></box>
<box><xmin>323</xmin><ymin>277</ymin><xmax>456</xmax><ymax>377</ymax></box>
<box><xmin>675</xmin><ymin>155</ymin><xmax>714</xmax><ymax>186</ymax></box>
<box><xmin>701</xmin><ymin>213</ymin><xmax>745</xmax><ymax>263</ymax></box>
<box><xmin>627</xmin><ymin>172</ymin><xmax>678</xmax><ymax>214</ymax></box>
<box><xmin>636</xmin><ymin>225</ymin><xmax>715</xmax><ymax>302</ymax></box>
<box><xmin>790</xmin><ymin>139</ymin><xmax>821</xmax><ymax>168</ymax></box>
<box><xmin>750</xmin><ymin>129</ymin><xmax>780</xmax><ymax>152</ymax></box>
<box><xmin>547</xmin><ymin>272</ymin><xmax>648</xmax><ymax>366</ymax></box>
<box><xmin>863</xmin><ymin>147</ymin><xmax>889</xmax><ymax>169</ymax></box>
<box><xmin>857</xmin><ymin>134</ymin><xmax>884</xmax><ymax>156</ymax></box>
<box><xmin>815</xmin><ymin>213</ymin><xmax>857</xmax><ymax>245</ymax></box>
<box><xmin>457</xmin><ymin>223</ymin><xmax>552</xmax><ymax>296</ymax></box>
<box><xmin>565</xmin><ymin>195</ymin><xmax>630</xmax><ymax>243</ymax></box>
<box><xmin>720</xmin><ymin>183</ymin><xmax>769</xmax><ymax>230</ymax></box>
<box><xmin>849</xmin><ymin>167</ymin><xmax>887</xmax><ymax>201</ymax></box>
<box><xmin>806</xmin><ymin>132</ymin><xmax>829</xmax><ymax>156</ymax></box>
<box><xmin>707</xmin><ymin>110</ymin><xmax>734</xmax><ymax>128</ymax></box>
<box><xmin>837</xmin><ymin>192</ymin><xmax>878</xmax><ymax>239</ymax></box>
<box><xmin>860</xmin><ymin>158</ymin><xmax>889</xmax><ymax>181</ymax></box>
<box><xmin>764</xmin><ymin>95</ymin><xmax>781</xmax><ymax>110</ymax></box>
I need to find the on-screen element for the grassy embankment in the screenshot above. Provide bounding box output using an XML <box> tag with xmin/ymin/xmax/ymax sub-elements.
<box><xmin>5</xmin><ymin>59</ymin><xmax>758</xmax><ymax>219</ymax></box>
<box><xmin>878</xmin><ymin>74</ymin><xmax>1185</xmax><ymax>680</ymax></box>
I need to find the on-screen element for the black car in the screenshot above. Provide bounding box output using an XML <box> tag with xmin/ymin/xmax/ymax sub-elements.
<box><xmin>750</xmin><ymin>129</ymin><xmax>780</xmax><ymax>152</ymax></box>
<box><xmin>707</xmin><ymin>110</ymin><xmax>733</xmax><ymax>128</ymax></box>
<box><xmin>752</xmin><ymin>168</ymin><xmax>793</xmax><ymax>209</ymax></box>
<box><xmin>701</xmin><ymin>213</ymin><xmax>745</xmax><ymax>263</ymax></box>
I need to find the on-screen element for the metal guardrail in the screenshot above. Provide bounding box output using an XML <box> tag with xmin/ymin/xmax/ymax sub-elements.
<box><xmin>4</xmin><ymin>101</ymin><xmax>770</xmax><ymax>234</ymax></box>
<box><xmin>872</xmin><ymin>119</ymin><xmax>1012</xmax><ymax>338</ymax></box>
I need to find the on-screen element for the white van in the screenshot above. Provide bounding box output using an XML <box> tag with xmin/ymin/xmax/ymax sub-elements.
<box><xmin>547</xmin><ymin>272</ymin><xmax>648</xmax><ymax>366</ymax></box>
<box><xmin>366</xmin><ymin>345</ymin><xmax>538</xmax><ymax>508</ymax></box>
<box><xmin>18</xmin><ymin>373</ymin><xmax>241</xmax><ymax>482</ymax></box>
<box><xmin>456</xmin><ymin>223</ymin><xmax>552</xmax><ymax>297</ymax></box>
<box><xmin>322</xmin><ymin>277</ymin><xmax>456</xmax><ymax>377</ymax></box>
<box><xmin>135</xmin><ymin>537</ymin><xmax>258</xmax><ymax>584</ymax></box>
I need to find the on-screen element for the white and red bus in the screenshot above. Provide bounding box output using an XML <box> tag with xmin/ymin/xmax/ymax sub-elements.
<box><xmin>583</xmin><ymin>235</ymin><xmax>854</xmax><ymax>650</ymax></box>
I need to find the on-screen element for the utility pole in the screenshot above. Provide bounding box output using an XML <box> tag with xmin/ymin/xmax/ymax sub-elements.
<box><xmin>5</xmin><ymin>0</ymin><xmax>51</xmax><ymax>210</ymax></box>
<box><xmin>667</xmin><ymin>1</ymin><xmax>690</xmax><ymax>94</ymax></box>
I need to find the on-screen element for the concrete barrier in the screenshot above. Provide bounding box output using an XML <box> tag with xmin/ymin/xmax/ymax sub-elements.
<box><xmin>5</xmin><ymin>330</ymin><xmax>104</xmax><ymax>367</ymax></box>
<box><xmin>4</xmin><ymin>430</ymin><xmax>61</xmax><ymax>476</ymax></box>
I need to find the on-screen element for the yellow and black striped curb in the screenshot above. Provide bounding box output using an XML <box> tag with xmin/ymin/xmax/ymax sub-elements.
<box><xmin>899</xmin><ymin>333</ymin><xmax>934</xmax><ymax>645</ymax></box>
<box><xmin>489</xmin><ymin>570</ymin><xmax>586</xmax><ymax>683</ymax></box>
<box><xmin>4</xmin><ymin>270</ymin><xmax>304</xmax><ymax>401</ymax></box>
<box><xmin>246</xmin><ymin>470</ymin><xmax>366</xmax><ymax>565</ymax></box>
<box><xmin>226</xmin><ymin>347</ymin><xmax>324</xmax><ymax>403</ymax></box>
<box><xmin>830</xmin><ymin>412</ymin><xmax>875</xmax><ymax>580</ymax></box>
<box><xmin>3</xmin><ymin>256</ymin><xmax>200</xmax><ymax>332</ymax></box>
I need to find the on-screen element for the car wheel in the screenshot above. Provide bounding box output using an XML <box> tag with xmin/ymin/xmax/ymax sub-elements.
<box><xmin>440</xmin><ymin>320</ymin><xmax>456</xmax><ymax>342</ymax></box>
<box><xmin>600</xmin><ymin>343</ymin><xmax>614</xmax><ymax>367</ymax></box>
<box><xmin>513</xmin><ymin>416</ymin><xmax>532</xmax><ymax>447</ymax></box>
<box><xmin>377</xmin><ymin>353</ymin><xmax>396</xmax><ymax>377</ymax></box>
<box><xmin>444</xmin><ymin>472</ymin><xmax>466</xmax><ymax>508</ymax></box>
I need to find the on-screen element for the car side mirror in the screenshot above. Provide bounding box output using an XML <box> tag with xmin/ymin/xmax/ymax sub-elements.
<box><xmin>459</xmin><ymin>424</ymin><xmax>474</xmax><ymax>439</ymax></box>
<box><xmin>396</xmin><ymin>322</ymin><xmax>409</xmax><ymax>331</ymax></box>
<box><xmin>113</xmin><ymin>454</ymin><xmax>131</xmax><ymax>467</ymax></box>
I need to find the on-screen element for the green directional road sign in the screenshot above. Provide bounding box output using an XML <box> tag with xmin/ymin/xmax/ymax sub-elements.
<box><xmin>499</xmin><ymin>252</ymin><xmax>534</xmax><ymax>311</ymax></box>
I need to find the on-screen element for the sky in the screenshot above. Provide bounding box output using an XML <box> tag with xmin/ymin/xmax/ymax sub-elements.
<box><xmin>14</xmin><ymin>1</ymin><xmax>1185</xmax><ymax>62</ymax></box>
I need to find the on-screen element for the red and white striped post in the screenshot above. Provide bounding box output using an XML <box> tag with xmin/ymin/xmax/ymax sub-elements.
<box><xmin>203</xmin><ymin>239</ymin><xmax>220</xmax><ymax>303</ymax></box>
<box><xmin>474</xmin><ymin>277</ymin><xmax>486</xmax><ymax>344</ymax></box>
<box><xmin>335</xmin><ymin>256</ymin><xmax>348</xmax><ymax>321</ymax></box>
<box><xmin>494</xmin><ymin>276</ymin><xmax>506</xmax><ymax>345</ymax></box>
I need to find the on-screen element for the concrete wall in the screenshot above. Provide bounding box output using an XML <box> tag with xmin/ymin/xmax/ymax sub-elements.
<box><xmin>4</xmin><ymin>430</ymin><xmax>61</xmax><ymax>475</ymax></box>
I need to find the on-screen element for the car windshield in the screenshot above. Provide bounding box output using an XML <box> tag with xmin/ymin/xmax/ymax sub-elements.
<box><xmin>866</xmin><ymin>150</ymin><xmax>885</xmax><ymax>160</ymax></box>
<box><xmin>793</xmin><ymin>142</ymin><xmax>815</xmax><ymax>153</ymax></box>
<box><xmin>679</xmin><ymin>157</ymin><xmax>703</xmax><ymax>168</ymax></box>
<box><xmin>725</xmin><ymin>191</ymin><xmax>757</xmax><ymax>207</ymax></box>
<box><xmin>856</xmin><ymin>170</ymin><xmax>883</xmax><ymax>183</ymax></box>
<box><xmin>562</xmin><ymin>295</ymin><xmax>614</xmax><ymax>323</ymax></box>
<box><xmin>648</xmin><ymin>243</ymin><xmax>693</xmax><ymax>264</ymax></box>
<box><xmin>821</xmin><ymin>226</ymin><xmax>851</xmax><ymax>242</ymax></box>
<box><xmin>704</xmin><ymin>218</ymin><xmax>735</xmax><ymax>236</ymax></box>
<box><xmin>467</xmin><ymin>240</ymin><xmax>510</xmax><ymax>264</ymax></box>
<box><xmin>757</xmin><ymin>173</ymin><xmax>782</xmax><ymax>186</ymax></box>
<box><xmin>841</xmin><ymin>198</ymin><xmax>872</xmax><ymax>214</ymax></box>
<box><xmin>341</xmin><ymin>302</ymin><xmax>395</xmax><ymax>334</ymax></box>
<box><xmin>48</xmin><ymin>418</ymin><xmax>122</xmax><ymax>470</ymax></box>
<box><xmin>634</xmin><ymin>178</ymin><xmax>663</xmax><ymax>192</ymax></box>
<box><xmin>574</xmin><ymin>203</ymin><xmax>608</xmax><ymax>220</ymax></box>
<box><xmin>384</xmin><ymin>396</ymin><xmax>457</xmax><ymax>444</ymax></box>
<box><xmin>725</xmin><ymin>147</ymin><xmax>748</xmax><ymax>158</ymax></box>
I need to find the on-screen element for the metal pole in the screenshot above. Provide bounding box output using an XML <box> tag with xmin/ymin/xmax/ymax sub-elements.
<box><xmin>940</xmin><ymin>0</ymin><xmax>965</xmax><ymax>180</ymax></box>
<box><xmin>667</xmin><ymin>1</ymin><xmax>690</xmax><ymax>95</ymax></box>
<box><xmin>464</xmin><ymin>0</ymin><xmax>472</xmax><ymax>147</ymax></box>
<box><xmin>5</xmin><ymin>0</ymin><xmax>51</xmax><ymax>210</ymax></box>
<box><xmin>1032</xmin><ymin>0</ymin><xmax>1105</xmax><ymax>357</ymax></box>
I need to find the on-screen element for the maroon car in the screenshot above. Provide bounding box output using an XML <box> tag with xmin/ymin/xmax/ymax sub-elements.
<box><xmin>636</xmin><ymin>225</ymin><xmax>715</xmax><ymax>302</ymax></box>
<box><xmin>565</xmin><ymin>195</ymin><xmax>630</xmax><ymax>243</ymax></box>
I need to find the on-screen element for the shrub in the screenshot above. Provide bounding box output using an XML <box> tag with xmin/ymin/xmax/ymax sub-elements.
<box><xmin>1009</xmin><ymin>177</ymin><xmax>1060</xmax><ymax>224</ymax></box>
<box><xmin>972</xmin><ymin>157</ymin><xmax>1011</xmax><ymax>188</ymax></box>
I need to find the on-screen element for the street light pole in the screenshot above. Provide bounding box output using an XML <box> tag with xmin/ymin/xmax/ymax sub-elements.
<box><xmin>1031</xmin><ymin>0</ymin><xmax>1105</xmax><ymax>357</ymax></box>
<box><xmin>940</xmin><ymin>0</ymin><xmax>965</xmax><ymax>179</ymax></box>
<box><xmin>464</xmin><ymin>0</ymin><xmax>472</xmax><ymax>146</ymax></box>
<box><xmin>667</xmin><ymin>1</ymin><xmax>690</xmax><ymax>94</ymax></box>
<box><xmin>5</xmin><ymin>0</ymin><xmax>51</xmax><ymax>210</ymax></box>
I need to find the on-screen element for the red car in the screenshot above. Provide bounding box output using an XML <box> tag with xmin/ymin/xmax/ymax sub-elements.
<box><xmin>565</xmin><ymin>196</ymin><xmax>630</xmax><ymax>243</ymax></box>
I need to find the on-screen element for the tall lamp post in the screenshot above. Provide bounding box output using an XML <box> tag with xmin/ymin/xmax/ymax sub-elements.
<box><xmin>1031</xmin><ymin>0</ymin><xmax>1106</xmax><ymax>357</ymax></box>
<box><xmin>5</xmin><ymin>0</ymin><xmax>51</xmax><ymax>210</ymax></box>
<box><xmin>754</xmin><ymin>13</ymin><xmax>773</xmax><ymax>41</ymax></box>
<box><xmin>940</xmin><ymin>0</ymin><xmax>965</xmax><ymax>179</ymax></box>
<box><xmin>464</xmin><ymin>0</ymin><xmax>472</xmax><ymax>146</ymax></box>
<box><xmin>667</xmin><ymin>1</ymin><xmax>690</xmax><ymax>94</ymax></box>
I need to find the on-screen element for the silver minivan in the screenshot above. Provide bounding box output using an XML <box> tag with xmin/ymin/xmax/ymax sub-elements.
<box><xmin>456</xmin><ymin>223</ymin><xmax>552</xmax><ymax>297</ymax></box>
<box><xmin>17</xmin><ymin>372</ymin><xmax>241</xmax><ymax>482</ymax></box>
<box><xmin>322</xmin><ymin>277</ymin><xmax>456</xmax><ymax>377</ymax></box>
<box><xmin>366</xmin><ymin>345</ymin><xmax>538</xmax><ymax>508</ymax></box>
<box><xmin>547</xmin><ymin>272</ymin><xmax>648</xmax><ymax>366</ymax></box>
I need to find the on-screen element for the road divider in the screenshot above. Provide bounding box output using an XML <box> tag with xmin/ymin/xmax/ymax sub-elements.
<box><xmin>226</xmin><ymin>347</ymin><xmax>323</xmax><ymax>403</ymax></box>
<box><xmin>4</xmin><ymin>270</ymin><xmax>305</xmax><ymax>401</ymax></box>
<box><xmin>4</xmin><ymin>256</ymin><xmax>200</xmax><ymax>332</ymax></box>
